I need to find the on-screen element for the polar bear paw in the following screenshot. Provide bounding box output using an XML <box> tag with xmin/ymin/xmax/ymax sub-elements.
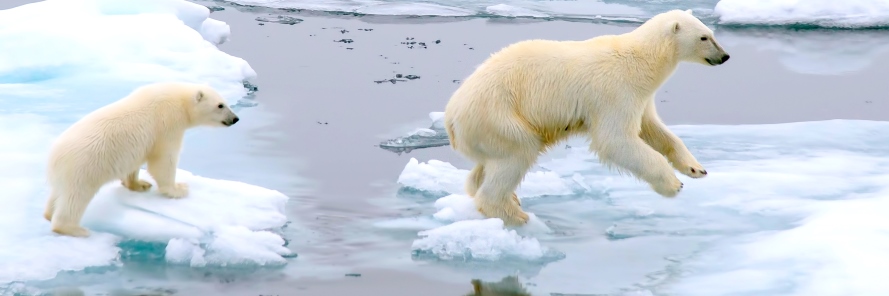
<box><xmin>122</xmin><ymin>179</ymin><xmax>153</xmax><ymax>192</ymax></box>
<box><xmin>676</xmin><ymin>162</ymin><xmax>708</xmax><ymax>179</ymax></box>
<box><xmin>476</xmin><ymin>196</ymin><xmax>529</xmax><ymax>226</ymax></box>
<box><xmin>52</xmin><ymin>224</ymin><xmax>91</xmax><ymax>238</ymax></box>
<box><xmin>159</xmin><ymin>182</ymin><xmax>189</xmax><ymax>199</ymax></box>
<box><xmin>651</xmin><ymin>175</ymin><xmax>683</xmax><ymax>198</ymax></box>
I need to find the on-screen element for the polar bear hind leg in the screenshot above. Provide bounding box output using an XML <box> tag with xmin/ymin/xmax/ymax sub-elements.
<box><xmin>43</xmin><ymin>189</ymin><xmax>58</xmax><ymax>222</ymax></box>
<box><xmin>473</xmin><ymin>156</ymin><xmax>532</xmax><ymax>226</ymax></box>
<box><xmin>50</xmin><ymin>185</ymin><xmax>101</xmax><ymax>237</ymax></box>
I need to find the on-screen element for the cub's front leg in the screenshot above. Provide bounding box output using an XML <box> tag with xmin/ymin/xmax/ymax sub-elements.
<box><xmin>147</xmin><ymin>138</ymin><xmax>189</xmax><ymax>198</ymax></box>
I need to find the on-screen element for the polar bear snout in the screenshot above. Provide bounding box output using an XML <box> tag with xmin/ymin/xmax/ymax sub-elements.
<box><xmin>222</xmin><ymin>116</ymin><xmax>239</xmax><ymax>126</ymax></box>
<box><xmin>705</xmin><ymin>53</ymin><xmax>730</xmax><ymax>66</ymax></box>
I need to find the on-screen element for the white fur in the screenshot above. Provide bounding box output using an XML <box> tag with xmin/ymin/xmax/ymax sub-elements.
<box><xmin>443</xmin><ymin>10</ymin><xmax>730</xmax><ymax>226</ymax></box>
<box><xmin>44</xmin><ymin>82</ymin><xmax>240</xmax><ymax>237</ymax></box>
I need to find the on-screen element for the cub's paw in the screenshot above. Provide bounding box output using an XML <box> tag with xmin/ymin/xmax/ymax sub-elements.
<box><xmin>122</xmin><ymin>179</ymin><xmax>153</xmax><ymax>192</ymax></box>
<box><xmin>651</xmin><ymin>175</ymin><xmax>684</xmax><ymax>198</ymax></box>
<box><xmin>52</xmin><ymin>225</ymin><xmax>91</xmax><ymax>238</ymax></box>
<box><xmin>160</xmin><ymin>182</ymin><xmax>189</xmax><ymax>199</ymax></box>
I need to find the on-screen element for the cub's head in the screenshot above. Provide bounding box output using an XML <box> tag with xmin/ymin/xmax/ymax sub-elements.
<box><xmin>667</xmin><ymin>9</ymin><xmax>730</xmax><ymax>66</ymax></box>
<box><xmin>190</xmin><ymin>85</ymin><xmax>239</xmax><ymax>127</ymax></box>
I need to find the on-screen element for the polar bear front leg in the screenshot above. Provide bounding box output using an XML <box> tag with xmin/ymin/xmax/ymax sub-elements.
<box><xmin>121</xmin><ymin>170</ymin><xmax>153</xmax><ymax>192</ymax></box>
<box><xmin>147</xmin><ymin>139</ymin><xmax>189</xmax><ymax>199</ymax></box>
<box><xmin>640</xmin><ymin>101</ymin><xmax>707</xmax><ymax>179</ymax></box>
<box><xmin>594</xmin><ymin>114</ymin><xmax>684</xmax><ymax>197</ymax></box>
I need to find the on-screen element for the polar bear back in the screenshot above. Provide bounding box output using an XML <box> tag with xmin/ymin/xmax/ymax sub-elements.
<box><xmin>47</xmin><ymin>82</ymin><xmax>199</xmax><ymax>188</ymax></box>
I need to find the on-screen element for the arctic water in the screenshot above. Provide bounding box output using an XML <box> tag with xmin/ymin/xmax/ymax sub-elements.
<box><xmin>2</xmin><ymin>0</ymin><xmax>889</xmax><ymax>295</ymax></box>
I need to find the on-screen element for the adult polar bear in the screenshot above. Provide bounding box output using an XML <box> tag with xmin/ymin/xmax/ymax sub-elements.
<box><xmin>443</xmin><ymin>9</ymin><xmax>730</xmax><ymax>226</ymax></box>
<box><xmin>44</xmin><ymin>82</ymin><xmax>240</xmax><ymax>237</ymax></box>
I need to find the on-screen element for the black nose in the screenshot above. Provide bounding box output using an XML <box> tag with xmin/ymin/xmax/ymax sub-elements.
<box><xmin>232</xmin><ymin>117</ymin><xmax>239</xmax><ymax>124</ymax></box>
<box><xmin>721</xmin><ymin>54</ymin><xmax>730</xmax><ymax>63</ymax></box>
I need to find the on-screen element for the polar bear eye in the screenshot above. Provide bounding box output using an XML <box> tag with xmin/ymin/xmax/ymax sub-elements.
<box><xmin>700</xmin><ymin>36</ymin><xmax>708</xmax><ymax>41</ymax></box>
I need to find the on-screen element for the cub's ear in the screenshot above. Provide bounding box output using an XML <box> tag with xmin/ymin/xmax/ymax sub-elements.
<box><xmin>194</xmin><ymin>90</ymin><xmax>204</xmax><ymax>103</ymax></box>
<box><xmin>685</xmin><ymin>9</ymin><xmax>693</xmax><ymax>15</ymax></box>
<box><xmin>672</xmin><ymin>21</ymin><xmax>680</xmax><ymax>33</ymax></box>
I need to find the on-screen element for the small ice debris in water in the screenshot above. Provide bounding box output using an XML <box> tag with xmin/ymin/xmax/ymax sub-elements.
<box><xmin>485</xmin><ymin>4</ymin><xmax>549</xmax><ymax>18</ymax></box>
<box><xmin>255</xmin><ymin>15</ymin><xmax>303</xmax><ymax>25</ymax></box>
<box><xmin>378</xmin><ymin>112</ymin><xmax>450</xmax><ymax>154</ymax></box>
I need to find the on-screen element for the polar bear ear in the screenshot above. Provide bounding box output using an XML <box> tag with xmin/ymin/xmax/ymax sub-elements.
<box><xmin>194</xmin><ymin>90</ymin><xmax>205</xmax><ymax>103</ymax></box>
<box><xmin>685</xmin><ymin>9</ymin><xmax>693</xmax><ymax>15</ymax></box>
<box><xmin>672</xmin><ymin>21</ymin><xmax>681</xmax><ymax>33</ymax></box>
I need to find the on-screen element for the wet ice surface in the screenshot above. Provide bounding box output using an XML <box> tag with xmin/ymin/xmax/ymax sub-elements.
<box><xmin>718</xmin><ymin>27</ymin><xmax>889</xmax><ymax>76</ymax></box>
<box><xmin>379</xmin><ymin>120</ymin><xmax>889</xmax><ymax>295</ymax></box>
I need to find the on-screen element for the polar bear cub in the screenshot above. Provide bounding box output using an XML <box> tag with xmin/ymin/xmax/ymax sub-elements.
<box><xmin>443</xmin><ymin>9</ymin><xmax>730</xmax><ymax>226</ymax></box>
<box><xmin>44</xmin><ymin>82</ymin><xmax>240</xmax><ymax>237</ymax></box>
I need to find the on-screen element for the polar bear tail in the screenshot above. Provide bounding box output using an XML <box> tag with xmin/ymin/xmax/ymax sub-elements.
<box><xmin>445</xmin><ymin>120</ymin><xmax>457</xmax><ymax>150</ymax></box>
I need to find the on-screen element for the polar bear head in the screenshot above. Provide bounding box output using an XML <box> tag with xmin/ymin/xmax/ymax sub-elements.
<box><xmin>665</xmin><ymin>9</ymin><xmax>730</xmax><ymax>66</ymax></box>
<box><xmin>191</xmin><ymin>85</ymin><xmax>240</xmax><ymax>127</ymax></box>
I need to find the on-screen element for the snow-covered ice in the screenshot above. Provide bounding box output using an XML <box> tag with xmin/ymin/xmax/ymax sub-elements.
<box><xmin>83</xmin><ymin>169</ymin><xmax>292</xmax><ymax>267</ymax></box>
<box><xmin>0</xmin><ymin>0</ymin><xmax>283</xmax><ymax>287</ymax></box>
<box><xmin>405</xmin><ymin>193</ymin><xmax>563</xmax><ymax>263</ymax></box>
<box><xmin>387</xmin><ymin>119</ymin><xmax>889</xmax><ymax>294</ymax></box>
<box><xmin>390</xmin><ymin>158</ymin><xmax>573</xmax><ymax>264</ymax></box>
<box><xmin>715</xmin><ymin>0</ymin><xmax>889</xmax><ymax>28</ymax></box>
<box><xmin>0</xmin><ymin>0</ymin><xmax>256</xmax><ymax>111</ymax></box>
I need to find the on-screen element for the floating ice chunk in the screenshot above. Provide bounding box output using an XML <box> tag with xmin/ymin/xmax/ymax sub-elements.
<box><xmin>431</xmin><ymin>194</ymin><xmax>486</xmax><ymax>222</ymax></box>
<box><xmin>486</xmin><ymin>4</ymin><xmax>549</xmax><ymax>18</ymax></box>
<box><xmin>81</xmin><ymin>169</ymin><xmax>292</xmax><ymax>267</ymax></box>
<box><xmin>378</xmin><ymin>112</ymin><xmax>449</xmax><ymax>154</ymax></box>
<box><xmin>715</xmin><ymin>0</ymin><xmax>889</xmax><ymax>28</ymax></box>
<box><xmin>431</xmin><ymin>194</ymin><xmax>552</xmax><ymax>234</ymax></box>
<box><xmin>397</xmin><ymin>158</ymin><xmax>581</xmax><ymax>198</ymax></box>
<box><xmin>428</xmin><ymin>112</ymin><xmax>445</xmax><ymax>129</ymax></box>
<box><xmin>357</xmin><ymin>2</ymin><xmax>475</xmax><ymax>16</ymax></box>
<box><xmin>165</xmin><ymin>226</ymin><xmax>292</xmax><ymax>267</ymax></box>
<box><xmin>411</xmin><ymin>218</ymin><xmax>563</xmax><ymax>262</ymax></box>
<box><xmin>405</xmin><ymin>193</ymin><xmax>557</xmax><ymax>262</ymax></box>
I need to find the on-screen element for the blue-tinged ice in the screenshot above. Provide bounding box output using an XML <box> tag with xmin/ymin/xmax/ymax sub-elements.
<box><xmin>388</xmin><ymin>119</ymin><xmax>889</xmax><ymax>295</ymax></box>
